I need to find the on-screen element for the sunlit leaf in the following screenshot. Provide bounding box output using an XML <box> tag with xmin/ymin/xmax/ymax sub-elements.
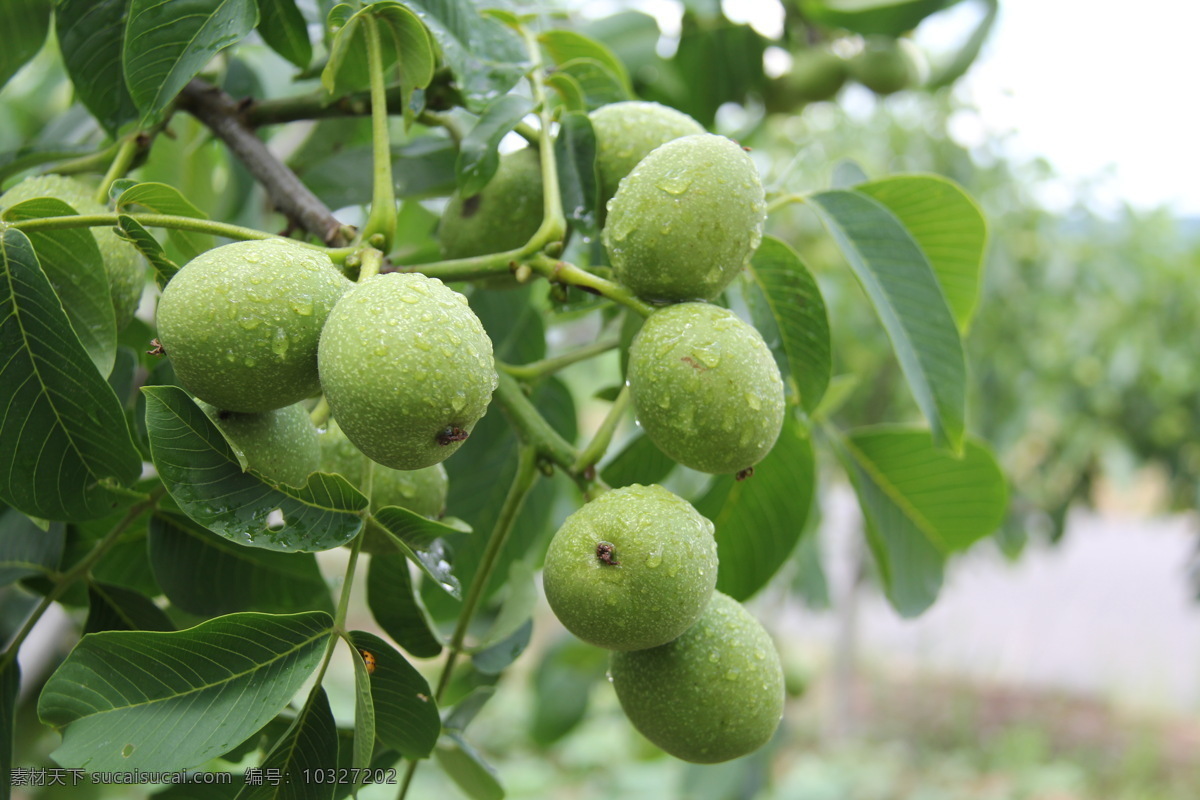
<box><xmin>115</xmin><ymin>181</ymin><xmax>213</xmax><ymax>261</ymax></box>
<box><xmin>539</xmin><ymin>30</ymin><xmax>631</xmax><ymax>91</ymax></box>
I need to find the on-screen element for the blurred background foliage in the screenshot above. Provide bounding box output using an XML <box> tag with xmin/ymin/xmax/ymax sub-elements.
<box><xmin>3</xmin><ymin>0</ymin><xmax>1198</xmax><ymax>797</ymax></box>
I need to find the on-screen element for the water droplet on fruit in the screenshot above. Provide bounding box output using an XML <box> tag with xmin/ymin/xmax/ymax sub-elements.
<box><xmin>656</xmin><ymin>172</ymin><xmax>693</xmax><ymax>195</ymax></box>
<box><xmin>724</xmin><ymin>669</ymin><xmax>740</xmax><ymax>681</ymax></box>
<box><xmin>746</xmin><ymin>393</ymin><xmax>761</xmax><ymax>410</ymax></box>
<box><xmin>239</xmin><ymin>317</ymin><xmax>261</xmax><ymax>330</ymax></box>
<box><xmin>271</xmin><ymin>328</ymin><xmax>290</xmax><ymax>357</ymax></box>
<box><xmin>708</xmin><ymin>650</ymin><xmax>720</xmax><ymax>663</ymax></box>
<box><xmin>646</xmin><ymin>549</ymin><xmax>662</xmax><ymax>568</ymax></box>
<box><xmin>292</xmin><ymin>299</ymin><xmax>313</xmax><ymax>316</ymax></box>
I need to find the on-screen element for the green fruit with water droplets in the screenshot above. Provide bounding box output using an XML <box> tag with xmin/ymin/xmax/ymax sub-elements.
<box><xmin>604</xmin><ymin>134</ymin><xmax>766</xmax><ymax>302</ymax></box>
<box><xmin>542</xmin><ymin>484</ymin><xmax>718</xmax><ymax>651</ymax></box>
<box><xmin>317</xmin><ymin>273</ymin><xmax>498</xmax><ymax>471</ymax></box>
<box><xmin>589</xmin><ymin>101</ymin><xmax>704</xmax><ymax>210</ymax></box>
<box><xmin>439</xmin><ymin>148</ymin><xmax>543</xmax><ymax>260</ymax></box>
<box><xmin>156</xmin><ymin>238</ymin><xmax>351</xmax><ymax>413</ymax></box>
<box><xmin>198</xmin><ymin>400</ymin><xmax>319</xmax><ymax>487</ymax></box>
<box><xmin>0</xmin><ymin>174</ymin><xmax>145</xmax><ymax>329</ymax></box>
<box><xmin>609</xmin><ymin>591</ymin><xmax>785</xmax><ymax>763</ymax></box>
<box><xmin>318</xmin><ymin>420</ymin><xmax>448</xmax><ymax>518</ymax></box>
<box><xmin>627</xmin><ymin>303</ymin><xmax>785</xmax><ymax>474</ymax></box>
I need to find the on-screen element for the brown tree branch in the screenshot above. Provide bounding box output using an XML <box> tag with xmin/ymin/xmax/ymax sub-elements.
<box><xmin>176</xmin><ymin>79</ymin><xmax>352</xmax><ymax>247</ymax></box>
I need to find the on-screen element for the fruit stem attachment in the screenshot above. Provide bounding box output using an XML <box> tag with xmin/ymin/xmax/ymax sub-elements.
<box><xmin>521</xmin><ymin>25</ymin><xmax>567</xmax><ymax>250</ymax></box>
<box><xmin>527</xmin><ymin>254</ymin><xmax>655</xmax><ymax>317</ymax></box>
<box><xmin>310</xmin><ymin>397</ymin><xmax>331</xmax><ymax>427</ymax></box>
<box><xmin>572</xmin><ymin>384</ymin><xmax>630</xmax><ymax>475</ymax></box>
<box><xmin>0</xmin><ymin>488</ymin><xmax>164</xmax><ymax>669</ymax></box>
<box><xmin>493</xmin><ymin>371</ymin><xmax>579</xmax><ymax>473</ymax></box>
<box><xmin>500</xmin><ymin>338</ymin><xmax>619</xmax><ymax>381</ymax></box>
<box><xmin>433</xmin><ymin>446</ymin><xmax>538</xmax><ymax>702</ymax></box>
<box><xmin>357</xmin><ymin>247</ymin><xmax>384</xmax><ymax>282</ymax></box>
<box><xmin>358</xmin><ymin>15</ymin><xmax>397</xmax><ymax>251</ymax></box>
<box><xmin>94</xmin><ymin>135</ymin><xmax>140</xmax><ymax>205</ymax></box>
<box><xmin>766</xmin><ymin>193</ymin><xmax>807</xmax><ymax>215</ymax></box>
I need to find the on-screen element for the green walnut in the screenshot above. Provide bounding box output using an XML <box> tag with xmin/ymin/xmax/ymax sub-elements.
<box><xmin>589</xmin><ymin>101</ymin><xmax>704</xmax><ymax>210</ymax></box>
<box><xmin>542</xmin><ymin>484</ymin><xmax>717</xmax><ymax>651</ymax></box>
<box><xmin>317</xmin><ymin>273</ymin><xmax>498</xmax><ymax>471</ymax></box>
<box><xmin>439</xmin><ymin>148</ymin><xmax>543</xmax><ymax>260</ymax></box>
<box><xmin>850</xmin><ymin>37</ymin><xmax>919</xmax><ymax>95</ymax></box>
<box><xmin>604</xmin><ymin>134</ymin><xmax>765</xmax><ymax>302</ymax></box>
<box><xmin>0</xmin><ymin>174</ymin><xmax>145</xmax><ymax>329</ymax></box>
<box><xmin>318</xmin><ymin>420</ymin><xmax>448</xmax><ymax>518</ymax></box>
<box><xmin>198</xmin><ymin>400</ymin><xmax>319</xmax><ymax>487</ymax></box>
<box><xmin>627</xmin><ymin>303</ymin><xmax>785</xmax><ymax>475</ymax></box>
<box><xmin>610</xmin><ymin>591</ymin><xmax>785</xmax><ymax>764</ymax></box>
<box><xmin>156</xmin><ymin>238</ymin><xmax>351</xmax><ymax>413</ymax></box>
<box><xmin>784</xmin><ymin>48</ymin><xmax>848</xmax><ymax>103</ymax></box>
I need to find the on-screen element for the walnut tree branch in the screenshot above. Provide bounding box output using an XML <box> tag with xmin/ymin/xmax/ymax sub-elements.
<box><xmin>176</xmin><ymin>79</ymin><xmax>352</xmax><ymax>247</ymax></box>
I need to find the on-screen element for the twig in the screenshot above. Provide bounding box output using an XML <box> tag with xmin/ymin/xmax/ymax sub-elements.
<box><xmin>176</xmin><ymin>79</ymin><xmax>351</xmax><ymax>247</ymax></box>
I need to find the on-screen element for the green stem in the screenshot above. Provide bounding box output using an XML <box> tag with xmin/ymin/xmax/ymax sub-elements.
<box><xmin>493</xmin><ymin>370</ymin><xmax>579</xmax><ymax>472</ymax></box>
<box><xmin>513</xmin><ymin>121</ymin><xmax>540</xmax><ymax>148</ymax></box>
<box><xmin>418</xmin><ymin>110</ymin><xmax>464</xmax><ymax>147</ymax></box>
<box><xmin>528</xmin><ymin>254</ymin><xmax>655</xmax><ymax>317</ymax></box>
<box><xmin>359</xmin><ymin>16</ymin><xmax>397</xmax><ymax>251</ymax></box>
<box><xmin>500</xmin><ymin>338</ymin><xmax>620</xmax><ymax>381</ymax></box>
<box><xmin>0</xmin><ymin>490</ymin><xmax>163</xmax><ymax>667</ymax></box>
<box><xmin>95</xmin><ymin>136</ymin><xmax>140</xmax><ymax>205</ymax></box>
<box><xmin>310</xmin><ymin>397</ymin><xmax>331</xmax><ymax>427</ymax></box>
<box><xmin>302</xmin><ymin>517</ymin><xmax>367</xmax><ymax>712</ymax></box>
<box><xmin>434</xmin><ymin>446</ymin><xmax>538</xmax><ymax>702</ymax></box>
<box><xmin>357</xmin><ymin>247</ymin><xmax>384</xmax><ymax>282</ymax></box>
<box><xmin>402</xmin><ymin>247</ymin><xmax>526</xmax><ymax>283</ymax></box>
<box><xmin>14</xmin><ymin>144</ymin><xmax>118</xmax><ymax>181</ymax></box>
<box><xmin>766</xmin><ymin>193</ymin><xmax>806</xmax><ymax>215</ymax></box>
<box><xmin>521</xmin><ymin>27</ymin><xmax>566</xmax><ymax>250</ymax></box>
<box><xmin>572</xmin><ymin>384</ymin><xmax>630</xmax><ymax>474</ymax></box>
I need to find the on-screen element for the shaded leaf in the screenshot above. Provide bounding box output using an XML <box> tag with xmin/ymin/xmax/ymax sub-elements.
<box><xmin>468</xmin><ymin>560</ymin><xmax>536</xmax><ymax>655</ymax></box>
<box><xmin>143</xmin><ymin>386</ymin><xmax>367</xmax><ymax>553</ymax></box>
<box><xmin>0</xmin><ymin>660</ymin><xmax>19</xmax><ymax>800</ymax></box>
<box><xmin>256</xmin><ymin>0</ymin><xmax>313</xmax><ymax>69</ymax></box>
<box><xmin>0</xmin><ymin>144</ymin><xmax>98</xmax><ymax>186</ymax></box>
<box><xmin>0</xmin><ymin>229</ymin><xmax>141</xmax><ymax>521</ymax></box>
<box><xmin>116</xmin><ymin>214</ymin><xmax>181</xmax><ymax>287</ymax></box>
<box><xmin>124</xmin><ymin>0</ymin><xmax>259</xmax><ymax>123</ymax></box>
<box><xmin>56</xmin><ymin>0</ymin><xmax>139</xmax><ymax>134</ymax></box>
<box><xmin>471</xmin><ymin>618</ymin><xmax>532</xmax><ymax>676</ymax></box>
<box><xmin>743</xmin><ymin>236</ymin><xmax>831</xmax><ymax>413</ymax></box>
<box><xmin>348</xmin><ymin>632</ymin><xmax>439</xmax><ymax>758</ymax></box>
<box><xmin>116</xmin><ymin>181</ymin><xmax>213</xmax><ymax>261</ymax></box>
<box><xmin>601</xmin><ymin>433</ymin><xmax>675</xmax><ymax>488</ymax></box>
<box><xmin>236</xmin><ymin>687</ymin><xmax>337</xmax><ymax>800</ymax></box>
<box><xmin>529</xmin><ymin>637</ymin><xmax>607</xmax><ymax>747</ymax></box>
<box><xmin>858</xmin><ymin>175</ymin><xmax>988</xmax><ymax>331</ymax></box>
<box><xmin>442</xmin><ymin>686</ymin><xmax>493</xmax><ymax>734</ymax></box>
<box><xmin>695</xmin><ymin>417</ymin><xmax>816</xmax><ymax>601</ymax></box>
<box><xmin>456</xmin><ymin>94</ymin><xmax>535</xmax><ymax>196</ymax></box>
<box><xmin>0</xmin><ymin>508</ymin><xmax>64</xmax><ymax>585</ymax></box>
<box><xmin>149</xmin><ymin>511</ymin><xmax>333</xmax><ymax>616</ymax></box>
<box><xmin>545</xmin><ymin>72</ymin><xmax>586</xmax><ymax>112</ymax></box>
<box><xmin>808</xmin><ymin>189</ymin><xmax>966</xmax><ymax>450</ymax></box>
<box><xmin>0</xmin><ymin>0</ymin><xmax>51</xmax><ymax>90</ymax></box>
<box><xmin>39</xmin><ymin>611</ymin><xmax>332</xmax><ymax>771</ymax></box>
<box><xmin>434</xmin><ymin>733</ymin><xmax>503</xmax><ymax>800</ymax></box>
<box><xmin>367</xmin><ymin>552</ymin><xmax>443</xmax><ymax>658</ymax></box>
<box><xmin>928</xmin><ymin>0</ymin><xmax>998</xmax><ymax>89</ymax></box>
<box><xmin>554</xmin><ymin>111</ymin><xmax>600</xmax><ymax>234</ymax></box>
<box><xmin>799</xmin><ymin>0</ymin><xmax>959</xmax><ymax>36</ymax></box>
<box><xmin>348</xmin><ymin>638</ymin><xmax>375</xmax><ymax>772</ymax></box>
<box><xmin>84</xmin><ymin>581</ymin><xmax>175</xmax><ymax>633</ymax></box>
<box><xmin>2</xmin><ymin>197</ymin><xmax>117</xmax><ymax>375</ymax></box>
<box><xmin>837</xmin><ymin>425</ymin><xmax>1007</xmax><ymax>616</ymax></box>
<box><xmin>372</xmin><ymin>505</ymin><xmax>469</xmax><ymax>551</ymax></box>
<box><xmin>369</xmin><ymin>513</ymin><xmax>462</xmax><ymax>599</ymax></box>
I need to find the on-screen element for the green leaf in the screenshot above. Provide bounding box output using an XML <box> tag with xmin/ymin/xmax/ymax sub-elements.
<box><xmin>367</xmin><ymin>552</ymin><xmax>443</xmax><ymax>658</ymax></box>
<box><xmin>743</xmin><ymin>236</ymin><xmax>831</xmax><ymax>413</ymax></box>
<box><xmin>0</xmin><ymin>660</ymin><xmax>19</xmax><ymax>800</ymax></box>
<box><xmin>928</xmin><ymin>0</ymin><xmax>998</xmax><ymax>89</ymax></box>
<box><xmin>149</xmin><ymin>511</ymin><xmax>333</xmax><ymax>616</ymax></box>
<box><xmin>468</xmin><ymin>560</ymin><xmax>535</xmax><ymax>656</ymax></box>
<box><xmin>0</xmin><ymin>145</ymin><xmax>98</xmax><ymax>185</ymax></box>
<box><xmin>529</xmin><ymin>637</ymin><xmax>607</xmax><ymax>747</ymax></box>
<box><xmin>545</xmin><ymin>72</ymin><xmax>586</xmax><ymax>112</ymax></box>
<box><xmin>0</xmin><ymin>508</ymin><xmax>63</xmax><ymax>585</ymax></box>
<box><xmin>56</xmin><ymin>0</ymin><xmax>139</xmax><ymax>134</ymax></box>
<box><xmin>0</xmin><ymin>0</ymin><xmax>51</xmax><ymax>90</ymax></box>
<box><xmin>601</xmin><ymin>433</ymin><xmax>675</xmax><ymax>488</ymax></box>
<box><xmin>456</xmin><ymin>95</ymin><xmax>535</xmax><ymax>196</ymax></box>
<box><xmin>799</xmin><ymin>0</ymin><xmax>959</xmax><ymax>36</ymax></box>
<box><xmin>555</xmin><ymin>58</ymin><xmax>631</xmax><ymax>109</ymax></box>
<box><xmin>539</xmin><ymin>30</ymin><xmax>631</xmax><ymax>91</ymax></box>
<box><xmin>236</xmin><ymin>688</ymin><xmax>337</xmax><ymax>800</ymax></box>
<box><xmin>256</xmin><ymin>0</ymin><xmax>313</xmax><ymax>69</ymax></box>
<box><xmin>84</xmin><ymin>581</ymin><xmax>175</xmax><ymax>633</ymax></box>
<box><xmin>116</xmin><ymin>181</ymin><xmax>213</xmax><ymax>261</ymax></box>
<box><xmin>123</xmin><ymin>0</ymin><xmax>259</xmax><ymax>123</ymax></box>
<box><xmin>0</xmin><ymin>229</ymin><xmax>142</xmax><ymax>521</ymax></box>
<box><xmin>39</xmin><ymin>610</ymin><xmax>332</xmax><ymax>771</ymax></box>
<box><xmin>143</xmin><ymin>385</ymin><xmax>367</xmax><ymax>553</ymax></box>
<box><xmin>442</xmin><ymin>686</ymin><xmax>493</xmax><ymax>734</ymax></box>
<box><xmin>471</xmin><ymin>618</ymin><xmax>532</xmax><ymax>676</ymax></box>
<box><xmin>400</xmin><ymin>0</ymin><xmax>527</xmax><ymax>111</ymax></box>
<box><xmin>2</xmin><ymin>197</ymin><xmax>117</xmax><ymax>376</ymax></box>
<box><xmin>554</xmin><ymin>111</ymin><xmax>600</xmax><ymax>234</ymax></box>
<box><xmin>434</xmin><ymin>733</ymin><xmax>503</xmax><ymax>800</ymax></box>
<box><xmin>322</xmin><ymin>1</ymin><xmax>435</xmax><ymax>127</ymax></box>
<box><xmin>838</xmin><ymin>425</ymin><xmax>1007</xmax><ymax>616</ymax></box>
<box><xmin>695</xmin><ymin>417</ymin><xmax>816</xmax><ymax>601</ymax></box>
<box><xmin>857</xmin><ymin>175</ymin><xmax>987</xmax><ymax>332</ymax></box>
<box><xmin>369</xmin><ymin>509</ymin><xmax>463</xmax><ymax>599</ymax></box>
<box><xmin>348</xmin><ymin>640</ymin><xmax>375</xmax><ymax>773</ymax></box>
<box><xmin>116</xmin><ymin>214</ymin><xmax>181</xmax><ymax>287</ymax></box>
<box><xmin>372</xmin><ymin>505</ymin><xmax>469</xmax><ymax>551</ymax></box>
<box><xmin>808</xmin><ymin>189</ymin><xmax>967</xmax><ymax>451</ymax></box>
<box><xmin>348</xmin><ymin>632</ymin><xmax>439</xmax><ymax>758</ymax></box>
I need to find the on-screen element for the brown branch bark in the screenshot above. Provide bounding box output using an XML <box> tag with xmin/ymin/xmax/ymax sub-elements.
<box><xmin>176</xmin><ymin>79</ymin><xmax>351</xmax><ymax>247</ymax></box>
